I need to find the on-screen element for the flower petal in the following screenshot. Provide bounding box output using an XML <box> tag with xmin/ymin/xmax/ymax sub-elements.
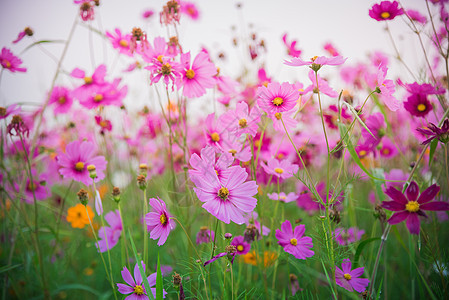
<box><xmin>406</xmin><ymin>213</ymin><xmax>420</xmax><ymax>235</ymax></box>
<box><xmin>382</xmin><ymin>201</ymin><xmax>405</xmax><ymax>211</ymax></box>
<box><xmin>385</xmin><ymin>187</ymin><xmax>408</xmax><ymax>204</ymax></box>
<box><xmin>387</xmin><ymin>211</ymin><xmax>409</xmax><ymax>225</ymax></box>
<box><xmin>420</xmin><ymin>201</ymin><xmax>449</xmax><ymax>211</ymax></box>
<box><xmin>405</xmin><ymin>181</ymin><xmax>419</xmax><ymax>202</ymax></box>
<box><xmin>417</xmin><ymin>184</ymin><xmax>440</xmax><ymax>204</ymax></box>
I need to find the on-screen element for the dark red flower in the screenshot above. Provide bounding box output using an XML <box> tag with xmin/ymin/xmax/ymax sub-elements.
<box><xmin>416</xmin><ymin>119</ymin><xmax>449</xmax><ymax>145</ymax></box>
<box><xmin>382</xmin><ymin>181</ymin><xmax>449</xmax><ymax>235</ymax></box>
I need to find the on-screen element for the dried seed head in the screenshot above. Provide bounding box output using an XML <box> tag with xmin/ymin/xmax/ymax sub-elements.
<box><xmin>77</xmin><ymin>189</ymin><xmax>89</xmax><ymax>205</ymax></box>
<box><xmin>137</xmin><ymin>175</ymin><xmax>147</xmax><ymax>190</ymax></box>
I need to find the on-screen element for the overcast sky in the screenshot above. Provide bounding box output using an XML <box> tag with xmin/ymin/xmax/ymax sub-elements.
<box><xmin>0</xmin><ymin>0</ymin><xmax>432</xmax><ymax>109</ymax></box>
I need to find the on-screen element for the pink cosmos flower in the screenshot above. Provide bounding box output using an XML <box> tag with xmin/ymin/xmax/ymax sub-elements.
<box><xmin>13</xmin><ymin>27</ymin><xmax>33</xmax><ymax>44</ymax></box>
<box><xmin>189</xmin><ymin>145</ymin><xmax>235</xmax><ymax>184</ymax></box>
<box><xmin>196</xmin><ymin>226</ymin><xmax>215</xmax><ymax>244</ymax></box>
<box><xmin>180</xmin><ymin>1</ymin><xmax>200</xmax><ymax>20</ymax></box>
<box><xmin>78</xmin><ymin>79</ymin><xmax>127</xmax><ymax>109</ymax></box>
<box><xmin>12</xmin><ymin>170</ymin><xmax>50</xmax><ymax>204</ymax></box>
<box><xmin>96</xmin><ymin>210</ymin><xmax>122</xmax><ymax>252</ymax></box>
<box><xmin>231</xmin><ymin>235</ymin><xmax>251</xmax><ymax>255</ymax></box>
<box><xmin>281</xmin><ymin>33</ymin><xmax>302</xmax><ymax>58</ymax></box>
<box><xmin>369</xmin><ymin>1</ymin><xmax>403</xmax><ymax>21</ymax></box>
<box><xmin>333</xmin><ymin>227</ymin><xmax>365</xmax><ymax>246</ymax></box>
<box><xmin>142</xmin><ymin>37</ymin><xmax>172</xmax><ymax>63</ymax></box>
<box><xmin>267</xmin><ymin>192</ymin><xmax>297</xmax><ymax>203</ymax></box>
<box><xmin>257</xmin><ymin>68</ymin><xmax>272</xmax><ymax>87</ymax></box>
<box><xmin>192</xmin><ymin>165</ymin><xmax>258</xmax><ymax>224</ymax></box>
<box><xmin>335</xmin><ymin>259</ymin><xmax>369</xmax><ymax>293</ymax></box>
<box><xmin>142</xmin><ymin>9</ymin><xmax>155</xmax><ymax>19</ymax></box>
<box><xmin>406</xmin><ymin>9</ymin><xmax>427</xmax><ymax>24</ymax></box>
<box><xmin>378</xmin><ymin>138</ymin><xmax>398</xmax><ymax>158</ymax></box>
<box><xmin>0</xmin><ymin>48</ymin><xmax>26</xmax><ymax>73</ymax></box>
<box><xmin>203</xmin><ymin>113</ymin><xmax>231</xmax><ymax>150</ymax></box>
<box><xmin>220</xmin><ymin>139</ymin><xmax>252</xmax><ymax>163</ymax></box>
<box><xmin>402</xmin><ymin>82</ymin><xmax>445</xmax><ymax>118</ymax></box>
<box><xmin>74</xmin><ymin>0</ymin><xmax>95</xmax><ymax>21</ymax></box>
<box><xmin>146</xmin><ymin>56</ymin><xmax>182</xmax><ymax>90</ymax></box>
<box><xmin>257</xmin><ymin>82</ymin><xmax>299</xmax><ymax>115</ymax></box>
<box><xmin>284</xmin><ymin>55</ymin><xmax>347</xmax><ymax>70</ymax></box>
<box><xmin>95</xmin><ymin>115</ymin><xmax>113</xmax><ymax>134</ymax></box>
<box><xmin>117</xmin><ymin>262</ymin><xmax>167</xmax><ymax>299</ymax></box>
<box><xmin>219</xmin><ymin>101</ymin><xmax>261</xmax><ymax>138</ymax></box>
<box><xmin>71</xmin><ymin>64</ymin><xmax>107</xmax><ymax>101</ymax></box>
<box><xmin>106</xmin><ymin>28</ymin><xmax>132</xmax><ymax>57</ymax></box>
<box><xmin>275</xmin><ymin>220</ymin><xmax>314</xmax><ymax>260</ymax></box>
<box><xmin>374</xmin><ymin>64</ymin><xmax>400</xmax><ymax>111</ymax></box>
<box><xmin>0</xmin><ymin>104</ymin><xmax>21</xmax><ymax>120</ymax></box>
<box><xmin>145</xmin><ymin>197</ymin><xmax>175</xmax><ymax>246</ymax></box>
<box><xmin>382</xmin><ymin>181</ymin><xmax>449</xmax><ymax>235</ymax></box>
<box><xmin>56</xmin><ymin>140</ymin><xmax>107</xmax><ymax>186</ymax></box>
<box><xmin>179</xmin><ymin>52</ymin><xmax>216</xmax><ymax>98</ymax></box>
<box><xmin>303</xmin><ymin>70</ymin><xmax>338</xmax><ymax>98</ymax></box>
<box><xmin>323</xmin><ymin>42</ymin><xmax>340</xmax><ymax>57</ymax></box>
<box><xmin>49</xmin><ymin>86</ymin><xmax>73</xmax><ymax>114</ymax></box>
<box><xmin>262</xmin><ymin>158</ymin><xmax>298</xmax><ymax>180</ymax></box>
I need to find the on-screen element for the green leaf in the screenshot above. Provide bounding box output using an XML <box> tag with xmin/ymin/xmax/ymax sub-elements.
<box><xmin>128</xmin><ymin>230</ymin><xmax>155</xmax><ymax>300</ymax></box>
<box><xmin>0</xmin><ymin>263</ymin><xmax>22</xmax><ymax>274</ymax></box>
<box><xmin>344</xmin><ymin>102</ymin><xmax>376</xmax><ymax>139</ymax></box>
<box><xmin>21</xmin><ymin>40</ymin><xmax>66</xmax><ymax>54</ymax></box>
<box><xmin>354</xmin><ymin>237</ymin><xmax>380</xmax><ymax>268</ymax></box>
<box><xmin>428</xmin><ymin>138</ymin><xmax>438</xmax><ymax>166</ymax></box>
<box><xmin>156</xmin><ymin>252</ymin><xmax>163</xmax><ymax>300</ymax></box>
<box><xmin>320</xmin><ymin>259</ymin><xmax>337</xmax><ymax>299</ymax></box>
<box><xmin>375</xmin><ymin>276</ymin><xmax>383</xmax><ymax>300</ymax></box>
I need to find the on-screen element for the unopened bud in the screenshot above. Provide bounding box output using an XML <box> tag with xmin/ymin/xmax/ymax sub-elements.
<box><xmin>224</xmin><ymin>233</ymin><xmax>232</xmax><ymax>240</ymax></box>
<box><xmin>112</xmin><ymin>187</ymin><xmax>121</xmax><ymax>203</ymax></box>
<box><xmin>137</xmin><ymin>174</ymin><xmax>147</xmax><ymax>190</ymax></box>
<box><xmin>87</xmin><ymin>164</ymin><xmax>97</xmax><ymax>179</ymax></box>
<box><xmin>172</xmin><ymin>272</ymin><xmax>182</xmax><ymax>290</ymax></box>
<box><xmin>77</xmin><ymin>189</ymin><xmax>89</xmax><ymax>205</ymax></box>
<box><xmin>139</xmin><ymin>163</ymin><xmax>148</xmax><ymax>176</ymax></box>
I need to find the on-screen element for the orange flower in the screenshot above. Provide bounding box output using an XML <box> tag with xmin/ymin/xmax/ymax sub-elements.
<box><xmin>66</xmin><ymin>204</ymin><xmax>94</xmax><ymax>229</ymax></box>
<box><xmin>242</xmin><ymin>250</ymin><xmax>278</xmax><ymax>267</ymax></box>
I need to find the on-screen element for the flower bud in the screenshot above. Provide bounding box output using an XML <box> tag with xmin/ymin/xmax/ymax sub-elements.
<box><xmin>137</xmin><ymin>174</ymin><xmax>147</xmax><ymax>191</ymax></box>
<box><xmin>139</xmin><ymin>163</ymin><xmax>148</xmax><ymax>176</ymax></box>
<box><xmin>77</xmin><ymin>189</ymin><xmax>89</xmax><ymax>205</ymax></box>
<box><xmin>112</xmin><ymin>187</ymin><xmax>121</xmax><ymax>203</ymax></box>
<box><xmin>172</xmin><ymin>272</ymin><xmax>182</xmax><ymax>290</ymax></box>
<box><xmin>224</xmin><ymin>233</ymin><xmax>233</xmax><ymax>240</ymax></box>
<box><xmin>87</xmin><ymin>164</ymin><xmax>97</xmax><ymax>179</ymax></box>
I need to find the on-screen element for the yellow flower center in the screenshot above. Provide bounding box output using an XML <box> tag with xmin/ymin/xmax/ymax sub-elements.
<box><xmin>157</xmin><ymin>55</ymin><xmax>164</xmax><ymax>63</ymax></box>
<box><xmin>275</xmin><ymin>112</ymin><xmax>282</xmax><ymax>120</ymax></box>
<box><xmin>134</xmin><ymin>285</ymin><xmax>144</xmax><ymax>295</ymax></box>
<box><xmin>274</xmin><ymin>168</ymin><xmax>284</xmax><ymax>174</ymax></box>
<box><xmin>218</xmin><ymin>187</ymin><xmax>229</xmax><ymax>200</ymax></box>
<box><xmin>119</xmin><ymin>39</ymin><xmax>128</xmax><ymax>47</ymax></box>
<box><xmin>94</xmin><ymin>94</ymin><xmax>103</xmax><ymax>102</ymax></box>
<box><xmin>405</xmin><ymin>201</ymin><xmax>420</xmax><ymax>213</ymax></box>
<box><xmin>382</xmin><ymin>148</ymin><xmax>390</xmax><ymax>155</ymax></box>
<box><xmin>239</xmin><ymin>118</ymin><xmax>247</xmax><ymax>128</ymax></box>
<box><xmin>417</xmin><ymin>104</ymin><xmax>426</xmax><ymax>112</ymax></box>
<box><xmin>344</xmin><ymin>273</ymin><xmax>352</xmax><ymax>280</ymax></box>
<box><xmin>381</xmin><ymin>12</ymin><xmax>391</xmax><ymax>19</ymax></box>
<box><xmin>290</xmin><ymin>238</ymin><xmax>297</xmax><ymax>246</ymax></box>
<box><xmin>273</xmin><ymin>97</ymin><xmax>284</xmax><ymax>106</ymax></box>
<box><xmin>160</xmin><ymin>214</ymin><xmax>167</xmax><ymax>225</ymax></box>
<box><xmin>311</xmin><ymin>56</ymin><xmax>318</xmax><ymax>62</ymax></box>
<box><xmin>5</xmin><ymin>60</ymin><xmax>11</xmax><ymax>68</ymax></box>
<box><xmin>84</xmin><ymin>76</ymin><xmax>93</xmax><ymax>84</ymax></box>
<box><xmin>228</xmin><ymin>149</ymin><xmax>237</xmax><ymax>155</ymax></box>
<box><xmin>237</xmin><ymin>245</ymin><xmax>244</xmax><ymax>252</ymax></box>
<box><xmin>211</xmin><ymin>132</ymin><xmax>220</xmax><ymax>142</ymax></box>
<box><xmin>359</xmin><ymin>150</ymin><xmax>367</xmax><ymax>157</ymax></box>
<box><xmin>186</xmin><ymin>69</ymin><xmax>195</xmax><ymax>79</ymax></box>
<box><xmin>279</xmin><ymin>196</ymin><xmax>286</xmax><ymax>201</ymax></box>
<box><xmin>161</xmin><ymin>63</ymin><xmax>172</xmax><ymax>75</ymax></box>
<box><xmin>58</xmin><ymin>96</ymin><xmax>66</xmax><ymax>104</ymax></box>
<box><xmin>75</xmin><ymin>162</ymin><xmax>85</xmax><ymax>171</ymax></box>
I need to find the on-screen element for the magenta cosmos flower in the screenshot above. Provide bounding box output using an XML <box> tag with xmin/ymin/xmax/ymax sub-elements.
<box><xmin>117</xmin><ymin>262</ymin><xmax>167</xmax><ymax>299</ymax></box>
<box><xmin>369</xmin><ymin>1</ymin><xmax>404</xmax><ymax>21</ymax></box>
<box><xmin>219</xmin><ymin>101</ymin><xmax>261</xmax><ymax>138</ymax></box>
<box><xmin>282</xmin><ymin>33</ymin><xmax>302</xmax><ymax>58</ymax></box>
<box><xmin>0</xmin><ymin>48</ymin><xmax>26</xmax><ymax>73</ymax></box>
<box><xmin>106</xmin><ymin>28</ymin><xmax>132</xmax><ymax>57</ymax></box>
<box><xmin>179</xmin><ymin>51</ymin><xmax>216</xmax><ymax>98</ymax></box>
<box><xmin>402</xmin><ymin>82</ymin><xmax>445</xmax><ymax>118</ymax></box>
<box><xmin>335</xmin><ymin>259</ymin><xmax>369</xmax><ymax>293</ymax></box>
<box><xmin>145</xmin><ymin>197</ymin><xmax>175</xmax><ymax>246</ymax></box>
<box><xmin>96</xmin><ymin>210</ymin><xmax>122</xmax><ymax>253</ymax></box>
<box><xmin>382</xmin><ymin>181</ymin><xmax>449</xmax><ymax>234</ymax></box>
<box><xmin>49</xmin><ymin>86</ymin><xmax>73</xmax><ymax>114</ymax></box>
<box><xmin>276</xmin><ymin>220</ymin><xmax>314</xmax><ymax>259</ymax></box>
<box><xmin>192</xmin><ymin>165</ymin><xmax>258</xmax><ymax>224</ymax></box>
<box><xmin>262</xmin><ymin>158</ymin><xmax>299</xmax><ymax>180</ymax></box>
<box><xmin>257</xmin><ymin>82</ymin><xmax>299</xmax><ymax>115</ymax></box>
<box><xmin>146</xmin><ymin>56</ymin><xmax>182</xmax><ymax>90</ymax></box>
<box><xmin>417</xmin><ymin>119</ymin><xmax>449</xmax><ymax>145</ymax></box>
<box><xmin>57</xmin><ymin>140</ymin><xmax>107</xmax><ymax>186</ymax></box>
<box><xmin>231</xmin><ymin>235</ymin><xmax>251</xmax><ymax>255</ymax></box>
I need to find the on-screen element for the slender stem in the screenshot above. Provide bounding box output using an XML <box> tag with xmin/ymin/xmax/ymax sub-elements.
<box><xmin>143</xmin><ymin>189</ymin><xmax>148</xmax><ymax>266</ymax></box>
<box><xmin>52</xmin><ymin>180</ymin><xmax>74</xmax><ymax>256</ymax></box>
<box><xmin>118</xmin><ymin>203</ymin><xmax>131</xmax><ymax>270</ymax></box>
<box><xmin>445</xmin><ymin>144</ymin><xmax>449</xmax><ymax>190</ymax></box>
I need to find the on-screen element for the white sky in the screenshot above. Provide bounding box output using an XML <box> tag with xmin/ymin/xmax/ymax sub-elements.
<box><xmin>0</xmin><ymin>0</ymin><xmax>432</xmax><ymax>109</ymax></box>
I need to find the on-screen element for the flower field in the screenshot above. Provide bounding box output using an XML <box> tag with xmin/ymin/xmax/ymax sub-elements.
<box><xmin>1</xmin><ymin>1</ymin><xmax>449</xmax><ymax>299</ymax></box>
